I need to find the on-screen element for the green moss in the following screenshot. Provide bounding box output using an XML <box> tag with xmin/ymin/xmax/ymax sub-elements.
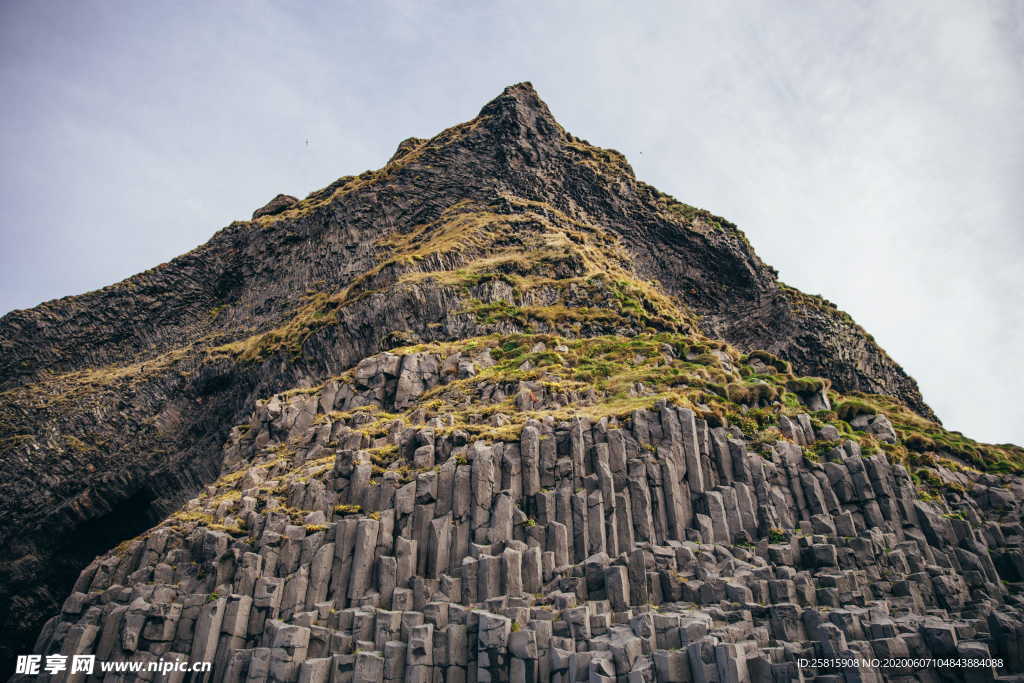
<box><xmin>836</xmin><ymin>399</ymin><xmax>878</xmax><ymax>422</ymax></box>
<box><xmin>745</xmin><ymin>350</ymin><xmax>792</xmax><ymax>374</ymax></box>
<box><xmin>469</xmin><ymin>300</ymin><xmax>529</xmax><ymax>325</ymax></box>
<box><xmin>725</xmin><ymin>381</ymin><xmax>779</xmax><ymax>406</ymax></box>
<box><xmin>786</xmin><ymin>376</ymin><xmax>830</xmax><ymax>395</ymax></box>
<box><xmin>904</xmin><ymin>433</ymin><xmax>936</xmax><ymax>453</ymax></box>
<box><xmin>368</xmin><ymin>444</ymin><xmax>400</xmax><ymax>468</ymax></box>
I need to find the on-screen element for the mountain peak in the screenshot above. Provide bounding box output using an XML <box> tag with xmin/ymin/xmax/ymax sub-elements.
<box><xmin>479</xmin><ymin>81</ymin><xmax>546</xmax><ymax>114</ymax></box>
<box><xmin>477</xmin><ymin>81</ymin><xmax>564</xmax><ymax>147</ymax></box>
<box><xmin>5</xmin><ymin>84</ymin><xmax>1022</xmax><ymax>676</ymax></box>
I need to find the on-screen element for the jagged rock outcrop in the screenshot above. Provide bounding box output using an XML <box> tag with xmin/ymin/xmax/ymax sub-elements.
<box><xmin>2</xmin><ymin>83</ymin><xmax>1020</xmax><ymax>679</ymax></box>
<box><xmin>252</xmin><ymin>195</ymin><xmax>300</xmax><ymax>220</ymax></box>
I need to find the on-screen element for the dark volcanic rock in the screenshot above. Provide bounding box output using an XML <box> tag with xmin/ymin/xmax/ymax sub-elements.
<box><xmin>0</xmin><ymin>83</ymin><xmax>1012</xmax><ymax>678</ymax></box>
<box><xmin>251</xmin><ymin>193</ymin><xmax>299</xmax><ymax>219</ymax></box>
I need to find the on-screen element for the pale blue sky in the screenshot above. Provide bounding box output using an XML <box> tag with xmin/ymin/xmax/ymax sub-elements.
<box><xmin>1</xmin><ymin>1</ymin><xmax>1022</xmax><ymax>444</ymax></box>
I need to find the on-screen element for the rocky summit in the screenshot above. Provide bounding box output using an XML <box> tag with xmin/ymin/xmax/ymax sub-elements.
<box><xmin>2</xmin><ymin>83</ymin><xmax>1023</xmax><ymax>682</ymax></box>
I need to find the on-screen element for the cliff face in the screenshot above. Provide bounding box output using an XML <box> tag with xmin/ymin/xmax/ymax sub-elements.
<box><xmin>2</xmin><ymin>84</ymin><xmax>1020</xmax><ymax>679</ymax></box>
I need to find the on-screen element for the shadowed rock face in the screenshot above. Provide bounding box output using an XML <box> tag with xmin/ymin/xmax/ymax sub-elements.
<box><xmin>0</xmin><ymin>83</ymin><xmax>989</xmax><ymax>675</ymax></box>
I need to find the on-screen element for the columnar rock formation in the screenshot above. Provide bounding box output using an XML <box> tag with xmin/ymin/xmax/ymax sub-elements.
<box><xmin>3</xmin><ymin>84</ymin><xmax>1023</xmax><ymax>681</ymax></box>
<box><xmin>24</xmin><ymin>339</ymin><xmax>1024</xmax><ymax>681</ymax></box>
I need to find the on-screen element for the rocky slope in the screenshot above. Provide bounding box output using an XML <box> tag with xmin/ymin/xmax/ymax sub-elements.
<box><xmin>3</xmin><ymin>84</ymin><xmax>1023</xmax><ymax>680</ymax></box>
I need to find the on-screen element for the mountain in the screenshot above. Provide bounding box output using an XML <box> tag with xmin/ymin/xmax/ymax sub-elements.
<box><xmin>3</xmin><ymin>83</ymin><xmax>1023</xmax><ymax>680</ymax></box>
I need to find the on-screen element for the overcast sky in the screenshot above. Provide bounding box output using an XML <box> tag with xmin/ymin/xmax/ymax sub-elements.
<box><xmin>1</xmin><ymin>1</ymin><xmax>1021</xmax><ymax>445</ymax></box>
